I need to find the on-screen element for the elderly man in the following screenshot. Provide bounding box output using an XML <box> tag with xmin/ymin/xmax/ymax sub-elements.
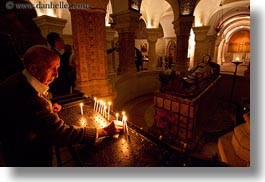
<box><xmin>0</xmin><ymin>45</ymin><xmax>122</xmax><ymax>166</ymax></box>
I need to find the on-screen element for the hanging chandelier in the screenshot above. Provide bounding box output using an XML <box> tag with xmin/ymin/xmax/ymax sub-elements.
<box><xmin>215</xmin><ymin>1</ymin><xmax>224</xmax><ymax>33</ymax></box>
<box><xmin>179</xmin><ymin>0</ymin><xmax>195</xmax><ymax>16</ymax></box>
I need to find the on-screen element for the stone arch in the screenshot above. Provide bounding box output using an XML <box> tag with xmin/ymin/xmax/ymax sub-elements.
<box><xmin>215</xmin><ymin>16</ymin><xmax>250</xmax><ymax>66</ymax></box>
<box><xmin>225</xmin><ymin>29</ymin><xmax>250</xmax><ymax>64</ymax></box>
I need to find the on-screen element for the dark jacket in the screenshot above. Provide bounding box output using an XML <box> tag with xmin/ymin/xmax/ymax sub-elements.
<box><xmin>0</xmin><ymin>73</ymin><xmax>96</xmax><ymax>166</ymax></box>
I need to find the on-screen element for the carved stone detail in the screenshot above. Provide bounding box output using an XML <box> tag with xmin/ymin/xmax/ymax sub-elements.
<box><xmin>192</xmin><ymin>26</ymin><xmax>210</xmax><ymax>66</ymax></box>
<box><xmin>111</xmin><ymin>10</ymin><xmax>141</xmax><ymax>74</ymax></box>
<box><xmin>33</xmin><ymin>15</ymin><xmax>67</xmax><ymax>39</ymax></box>
<box><xmin>146</xmin><ymin>28</ymin><xmax>161</xmax><ymax>71</ymax></box>
<box><xmin>70</xmin><ymin>9</ymin><xmax>112</xmax><ymax>99</ymax></box>
<box><xmin>173</xmin><ymin>16</ymin><xmax>194</xmax><ymax>71</ymax></box>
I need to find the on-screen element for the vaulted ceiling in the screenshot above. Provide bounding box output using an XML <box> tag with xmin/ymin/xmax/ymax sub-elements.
<box><xmin>29</xmin><ymin>0</ymin><xmax>250</xmax><ymax>40</ymax></box>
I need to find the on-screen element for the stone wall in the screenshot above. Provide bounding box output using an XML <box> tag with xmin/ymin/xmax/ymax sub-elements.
<box><xmin>111</xmin><ymin>71</ymin><xmax>160</xmax><ymax>110</ymax></box>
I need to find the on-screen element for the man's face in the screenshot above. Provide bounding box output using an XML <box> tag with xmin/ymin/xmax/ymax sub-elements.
<box><xmin>35</xmin><ymin>57</ymin><xmax>60</xmax><ymax>86</ymax></box>
<box><xmin>55</xmin><ymin>38</ymin><xmax>65</xmax><ymax>51</ymax></box>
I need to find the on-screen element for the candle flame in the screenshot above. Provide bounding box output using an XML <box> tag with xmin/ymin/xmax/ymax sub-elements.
<box><xmin>80</xmin><ymin>118</ymin><xmax>86</xmax><ymax>126</ymax></box>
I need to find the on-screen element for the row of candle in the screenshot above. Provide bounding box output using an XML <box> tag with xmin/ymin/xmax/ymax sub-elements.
<box><xmin>79</xmin><ymin>98</ymin><xmax>112</xmax><ymax>119</ymax></box>
<box><xmin>116</xmin><ymin>111</ymin><xmax>129</xmax><ymax>136</ymax></box>
<box><xmin>93</xmin><ymin>97</ymin><xmax>111</xmax><ymax>120</ymax></box>
<box><xmin>79</xmin><ymin>98</ymin><xmax>129</xmax><ymax>136</ymax></box>
<box><xmin>93</xmin><ymin>98</ymin><xmax>129</xmax><ymax>135</ymax></box>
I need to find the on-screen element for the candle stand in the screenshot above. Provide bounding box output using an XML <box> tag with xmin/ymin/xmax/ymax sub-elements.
<box><xmin>229</xmin><ymin>61</ymin><xmax>243</xmax><ymax>109</ymax></box>
<box><xmin>56</xmin><ymin>97</ymin><xmax>228</xmax><ymax>167</ymax></box>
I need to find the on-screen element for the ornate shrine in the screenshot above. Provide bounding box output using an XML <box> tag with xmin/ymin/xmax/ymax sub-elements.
<box><xmin>152</xmin><ymin>56</ymin><xmax>221</xmax><ymax>151</ymax></box>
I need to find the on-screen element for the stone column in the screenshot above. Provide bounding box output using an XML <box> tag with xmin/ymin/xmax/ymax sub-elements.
<box><xmin>146</xmin><ymin>28</ymin><xmax>160</xmax><ymax>71</ymax></box>
<box><xmin>110</xmin><ymin>10</ymin><xmax>141</xmax><ymax>74</ymax></box>
<box><xmin>206</xmin><ymin>35</ymin><xmax>217</xmax><ymax>60</ymax></box>
<box><xmin>33</xmin><ymin>15</ymin><xmax>67</xmax><ymax>39</ymax></box>
<box><xmin>192</xmin><ymin>26</ymin><xmax>210</xmax><ymax>66</ymax></box>
<box><xmin>173</xmin><ymin>15</ymin><xmax>194</xmax><ymax>72</ymax></box>
<box><xmin>106</xmin><ymin>27</ymin><xmax>117</xmax><ymax>75</ymax></box>
<box><xmin>68</xmin><ymin>0</ymin><xmax>113</xmax><ymax>100</ymax></box>
<box><xmin>214</xmin><ymin>36</ymin><xmax>222</xmax><ymax>64</ymax></box>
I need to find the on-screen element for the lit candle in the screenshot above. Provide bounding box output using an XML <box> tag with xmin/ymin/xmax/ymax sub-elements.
<box><xmin>103</xmin><ymin>102</ymin><xmax>107</xmax><ymax>117</ymax></box>
<box><xmin>101</xmin><ymin>101</ymin><xmax>105</xmax><ymax>115</ymax></box>
<box><xmin>94</xmin><ymin>97</ymin><xmax>97</xmax><ymax>110</ymax></box>
<box><xmin>122</xmin><ymin>111</ymin><xmax>125</xmax><ymax>122</ymax></box>
<box><xmin>80</xmin><ymin>117</ymin><xmax>86</xmax><ymax>126</ymax></box>
<box><xmin>96</xmin><ymin>100</ymin><xmax>100</xmax><ymax>112</ymax></box>
<box><xmin>124</xmin><ymin>116</ymin><xmax>129</xmax><ymax>135</ymax></box>
<box><xmin>115</xmin><ymin>113</ymin><xmax>119</xmax><ymax>121</ymax></box>
<box><xmin>108</xmin><ymin>101</ymin><xmax>111</xmax><ymax>120</ymax></box>
<box><xmin>80</xmin><ymin>102</ymin><xmax>84</xmax><ymax>115</ymax></box>
<box><xmin>121</xmin><ymin>111</ymin><xmax>126</xmax><ymax>133</ymax></box>
<box><xmin>98</xmin><ymin>100</ymin><xmax>102</xmax><ymax>114</ymax></box>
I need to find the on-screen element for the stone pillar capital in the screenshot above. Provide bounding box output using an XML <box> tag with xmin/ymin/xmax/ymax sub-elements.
<box><xmin>173</xmin><ymin>15</ymin><xmax>194</xmax><ymax>35</ymax></box>
<box><xmin>110</xmin><ymin>10</ymin><xmax>141</xmax><ymax>33</ymax></box>
<box><xmin>192</xmin><ymin>26</ymin><xmax>210</xmax><ymax>42</ymax></box>
<box><xmin>146</xmin><ymin>28</ymin><xmax>161</xmax><ymax>43</ymax></box>
<box><xmin>33</xmin><ymin>15</ymin><xmax>67</xmax><ymax>38</ymax></box>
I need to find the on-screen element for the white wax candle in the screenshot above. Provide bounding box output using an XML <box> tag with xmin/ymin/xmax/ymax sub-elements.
<box><xmin>103</xmin><ymin>103</ymin><xmax>107</xmax><ymax>117</ymax></box>
<box><xmin>115</xmin><ymin>113</ymin><xmax>119</xmax><ymax>121</ymax></box>
<box><xmin>124</xmin><ymin>116</ymin><xmax>128</xmax><ymax>134</ymax></box>
<box><xmin>94</xmin><ymin>97</ymin><xmax>97</xmax><ymax>110</ymax></box>
<box><xmin>121</xmin><ymin>111</ymin><xmax>125</xmax><ymax>122</ymax></box>
<box><xmin>96</xmin><ymin>100</ymin><xmax>100</xmax><ymax>112</ymax></box>
<box><xmin>101</xmin><ymin>101</ymin><xmax>105</xmax><ymax>115</ymax></box>
<box><xmin>80</xmin><ymin>103</ymin><xmax>84</xmax><ymax>115</ymax></box>
<box><xmin>108</xmin><ymin>101</ymin><xmax>111</xmax><ymax>120</ymax></box>
<box><xmin>98</xmin><ymin>100</ymin><xmax>102</xmax><ymax>114</ymax></box>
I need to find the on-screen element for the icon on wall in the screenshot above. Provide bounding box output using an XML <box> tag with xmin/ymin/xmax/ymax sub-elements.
<box><xmin>130</xmin><ymin>0</ymin><xmax>142</xmax><ymax>12</ymax></box>
<box><xmin>140</xmin><ymin>43</ymin><xmax>147</xmax><ymax>52</ymax></box>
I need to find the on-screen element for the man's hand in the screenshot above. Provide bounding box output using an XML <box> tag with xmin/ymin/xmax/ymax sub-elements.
<box><xmin>52</xmin><ymin>102</ymin><xmax>62</xmax><ymax>113</ymax></box>
<box><xmin>97</xmin><ymin>120</ymin><xmax>123</xmax><ymax>137</ymax></box>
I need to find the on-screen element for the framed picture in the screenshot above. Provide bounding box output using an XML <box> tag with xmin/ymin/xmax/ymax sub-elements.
<box><xmin>140</xmin><ymin>43</ymin><xmax>147</xmax><ymax>52</ymax></box>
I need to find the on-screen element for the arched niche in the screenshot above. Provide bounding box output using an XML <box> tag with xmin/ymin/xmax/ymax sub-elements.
<box><xmin>226</xmin><ymin>30</ymin><xmax>250</xmax><ymax>64</ymax></box>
